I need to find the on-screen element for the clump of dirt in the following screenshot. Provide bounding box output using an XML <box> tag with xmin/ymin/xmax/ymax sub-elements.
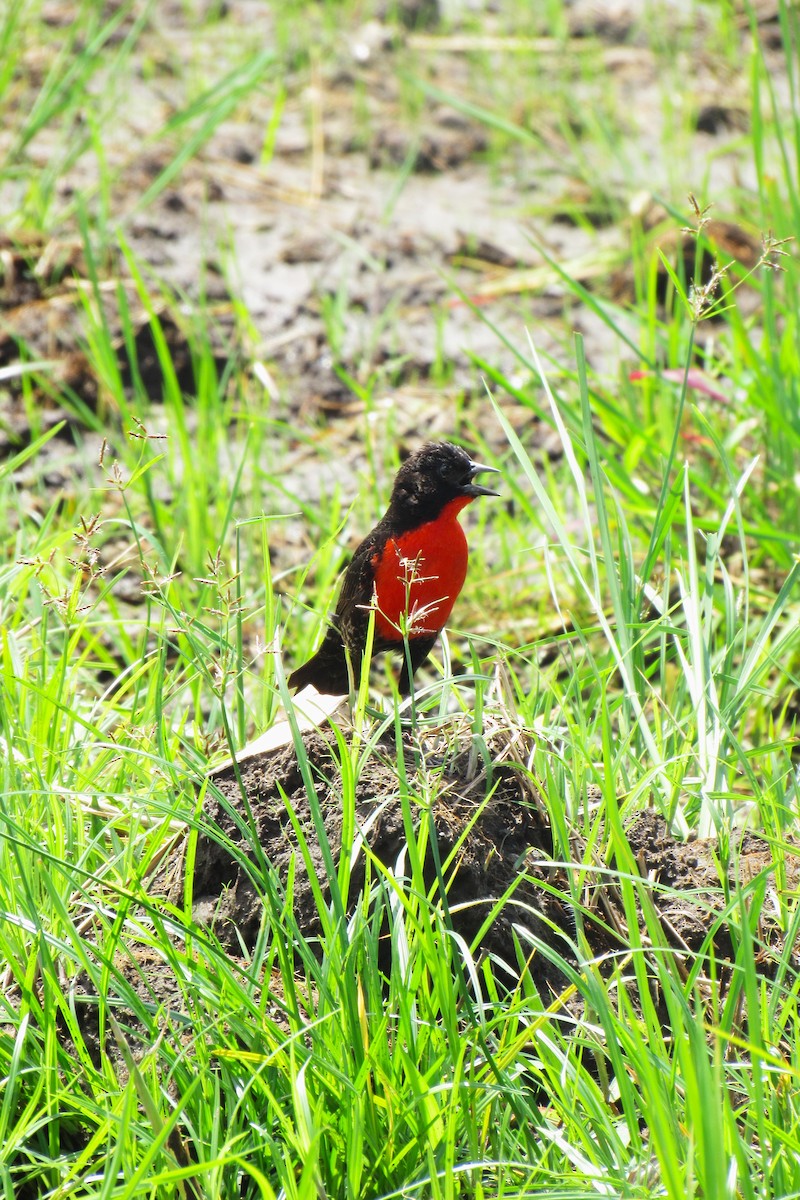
<box><xmin>153</xmin><ymin>724</ymin><xmax>797</xmax><ymax>998</ymax></box>
<box><xmin>150</xmin><ymin>728</ymin><xmax>574</xmax><ymax>995</ymax></box>
<box><xmin>625</xmin><ymin>808</ymin><xmax>798</xmax><ymax>969</ymax></box>
<box><xmin>197</xmin><ymin>730</ymin><xmax>571</xmax><ymax>984</ymax></box>
<box><xmin>63</xmin><ymin>720</ymin><xmax>799</xmax><ymax>1073</ymax></box>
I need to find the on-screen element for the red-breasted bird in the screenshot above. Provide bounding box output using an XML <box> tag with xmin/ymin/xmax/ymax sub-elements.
<box><xmin>289</xmin><ymin>441</ymin><xmax>500</xmax><ymax>695</ymax></box>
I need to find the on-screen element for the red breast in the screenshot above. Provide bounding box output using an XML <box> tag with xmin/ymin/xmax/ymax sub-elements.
<box><xmin>370</xmin><ymin>497</ymin><xmax>472</xmax><ymax>641</ymax></box>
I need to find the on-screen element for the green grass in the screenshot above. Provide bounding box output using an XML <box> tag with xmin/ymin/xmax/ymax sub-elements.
<box><xmin>2</xmin><ymin>0</ymin><xmax>800</xmax><ymax>1195</ymax></box>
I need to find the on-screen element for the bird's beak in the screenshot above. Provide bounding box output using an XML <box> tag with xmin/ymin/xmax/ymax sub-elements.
<box><xmin>463</xmin><ymin>460</ymin><xmax>501</xmax><ymax>498</ymax></box>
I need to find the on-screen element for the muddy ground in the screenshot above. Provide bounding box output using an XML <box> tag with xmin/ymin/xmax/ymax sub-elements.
<box><xmin>2</xmin><ymin>2</ymin><xmax>782</xmax><ymax>497</ymax></box>
<box><xmin>2</xmin><ymin>2</ymin><xmax>796</xmax><ymax>1041</ymax></box>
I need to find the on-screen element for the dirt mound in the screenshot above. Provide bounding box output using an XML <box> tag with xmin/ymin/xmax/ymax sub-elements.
<box><xmin>151</xmin><ymin>724</ymin><xmax>797</xmax><ymax>1000</ymax></box>
<box><xmin>187</xmin><ymin>729</ymin><xmax>572</xmax><ymax>995</ymax></box>
<box><xmin>65</xmin><ymin>721</ymin><xmax>797</xmax><ymax>1071</ymax></box>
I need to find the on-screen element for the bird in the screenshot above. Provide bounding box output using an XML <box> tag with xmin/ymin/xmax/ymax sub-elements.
<box><xmin>288</xmin><ymin>441</ymin><xmax>500</xmax><ymax>696</ymax></box>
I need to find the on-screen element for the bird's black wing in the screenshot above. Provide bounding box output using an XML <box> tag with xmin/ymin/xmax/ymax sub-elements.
<box><xmin>333</xmin><ymin>520</ymin><xmax>392</xmax><ymax>653</ymax></box>
<box><xmin>288</xmin><ymin>521</ymin><xmax>388</xmax><ymax>694</ymax></box>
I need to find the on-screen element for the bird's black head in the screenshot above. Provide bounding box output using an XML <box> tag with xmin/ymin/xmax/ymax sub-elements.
<box><xmin>387</xmin><ymin>441</ymin><xmax>500</xmax><ymax>527</ymax></box>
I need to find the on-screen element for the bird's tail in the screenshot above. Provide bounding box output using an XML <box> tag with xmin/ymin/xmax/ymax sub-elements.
<box><xmin>288</xmin><ymin>627</ymin><xmax>353</xmax><ymax>695</ymax></box>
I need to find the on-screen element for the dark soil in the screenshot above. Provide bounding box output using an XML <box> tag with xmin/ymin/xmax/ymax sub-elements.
<box><xmin>73</xmin><ymin>721</ymin><xmax>797</xmax><ymax>1065</ymax></box>
<box><xmin>189</xmin><ymin>729</ymin><xmax>569</xmax><ymax>993</ymax></box>
<box><xmin>192</xmin><ymin>732</ymin><xmax>799</xmax><ymax>984</ymax></box>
